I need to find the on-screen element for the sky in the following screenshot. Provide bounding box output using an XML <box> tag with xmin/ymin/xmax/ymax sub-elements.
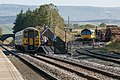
<box><xmin>0</xmin><ymin>0</ymin><xmax>120</xmax><ymax>7</ymax></box>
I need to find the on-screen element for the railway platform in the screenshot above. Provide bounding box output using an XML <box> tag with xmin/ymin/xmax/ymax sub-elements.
<box><xmin>0</xmin><ymin>49</ymin><xmax>24</xmax><ymax>80</ymax></box>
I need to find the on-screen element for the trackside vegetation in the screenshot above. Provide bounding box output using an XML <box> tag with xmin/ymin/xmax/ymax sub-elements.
<box><xmin>13</xmin><ymin>3</ymin><xmax>64</xmax><ymax>33</ymax></box>
<box><xmin>105</xmin><ymin>41</ymin><xmax>120</xmax><ymax>53</ymax></box>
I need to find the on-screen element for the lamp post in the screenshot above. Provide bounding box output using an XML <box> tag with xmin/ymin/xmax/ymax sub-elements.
<box><xmin>53</xmin><ymin>34</ymin><xmax>56</xmax><ymax>53</ymax></box>
<box><xmin>64</xmin><ymin>27</ymin><xmax>68</xmax><ymax>54</ymax></box>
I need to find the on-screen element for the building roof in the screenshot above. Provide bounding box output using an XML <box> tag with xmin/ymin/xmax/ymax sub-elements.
<box><xmin>41</xmin><ymin>27</ymin><xmax>53</xmax><ymax>35</ymax></box>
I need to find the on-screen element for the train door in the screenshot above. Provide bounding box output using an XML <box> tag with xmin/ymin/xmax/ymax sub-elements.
<box><xmin>28</xmin><ymin>30</ymin><xmax>34</xmax><ymax>50</ymax></box>
<box><xmin>23</xmin><ymin>31</ymin><xmax>28</xmax><ymax>45</ymax></box>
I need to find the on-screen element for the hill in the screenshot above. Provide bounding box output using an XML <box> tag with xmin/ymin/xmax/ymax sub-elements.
<box><xmin>0</xmin><ymin>4</ymin><xmax>37</xmax><ymax>16</ymax></box>
<box><xmin>58</xmin><ymin>6</ymin><xmax>120</xmax><ymax>21</ymax></box>
<box><xmin>0</xmin><ymin>16</ymin><xmax>16</xmax><ymax>24</ymax></box>
<box><xmin>0</xmin><ymin>4</ymin><xmax>120</xmax><ymax>24</ymax></box>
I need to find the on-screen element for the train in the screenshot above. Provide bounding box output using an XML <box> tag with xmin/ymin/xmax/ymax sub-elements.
<box><xmin>81</xmin><ymin>28</ymin><xmax>96</xmax><ymax>39</ymax></box>
<box><xmin>80</xmin><ymin>28</ymin><xmax>97</xmax><ymax>45</ymax></box>
<box><xmin>15</xmin><ymin>27</ymin><xmax>41</xmax><ymax>52</ymax></box>
<box><xmin>80</xmin><ymin>28</ymin><xmax>113</xmax><ymax>46</ymax></box>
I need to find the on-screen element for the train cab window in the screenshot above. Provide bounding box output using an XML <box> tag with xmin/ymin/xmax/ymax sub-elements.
<box><xmin>83</xmin><ymin>32</ymin><xmax>86</xmax><ymax>35</ymax></box>
<box><xmin>81</xmin><ymin>31</ymin><xmax>85</xmax><ymax>35</ymax></box>
<box><xmin>87</xmin><ymin>31</ymin><xmax>91</xmax><ymax>35</ymax></box>
<box><xmin>24</xmin><ymin>31</ymin><xmax>28</xmax><ymax>38</ymax></box>
<box><xmin>81</xmin><ymin>30</ymin><xmax>91</xmax><ymax>35</ymax></box>
<box><xmin>35</xmin><ymin>31</ymin><xmax>38</xmax><ymax>38</ymax></box>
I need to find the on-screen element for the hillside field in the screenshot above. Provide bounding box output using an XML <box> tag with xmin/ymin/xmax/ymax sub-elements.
<box><xmin>0</xmin><ymin>24</ymin><xmax>14</xmax><ymax>34</ymax></box>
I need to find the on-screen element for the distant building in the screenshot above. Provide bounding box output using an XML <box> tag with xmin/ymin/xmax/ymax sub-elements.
<box><xmin>106</xmin><ymin>25</ymin><xmax>120</xmax><ymax>41</ymax></box>
<box><xmin>106</xmin><ymin>25</ymin><xmax>118</xmax><ymax>30</ymax></box>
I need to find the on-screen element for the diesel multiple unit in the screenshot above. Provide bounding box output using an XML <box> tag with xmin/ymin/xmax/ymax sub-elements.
<box><xmin>15</xmin><ymin>27</ymin><xmax>41</xmax><ymax>52</ymax></box>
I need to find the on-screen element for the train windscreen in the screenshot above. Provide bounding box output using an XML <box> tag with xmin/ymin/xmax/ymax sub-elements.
<box><xmin>35</xmin><ymin>31</ymin><xmax>38</xmax><ymax>38</ymax></box>
<box><xmin>29</xmin><ymin>31</ymin><xmax>33</xmax><ymax>38</ymax></box>
<box><xmin>81</xmin><ymin>31</ymin><xmax>91</xmax><ymax>35</ymax></box>
<box><xmin>28</xmin><ymin>30</ymin><xmax>34</xmax><ymax>46</ymax></box>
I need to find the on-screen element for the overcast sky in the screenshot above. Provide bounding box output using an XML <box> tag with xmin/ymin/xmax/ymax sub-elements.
<box><xmin>0</xmin><ymin>0</ymin><xmax>120</xmax><ymax>7</ymax></box>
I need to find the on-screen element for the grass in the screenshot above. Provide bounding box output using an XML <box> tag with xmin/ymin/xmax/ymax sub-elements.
<box><xmin>0</xmin><ymin>24</ymin><xmax>14</xmax><ymax>34</ymax></box>
<box><xmin>89</xmin><ymin>41</ymin><xmax>120</xmax><ymax>53</ymax></box>
<box><xmin>105</xmin><ymin>41</ymin><xmax>120</xmax><ymax>53</ymax></box>
<box><xmin>94</xmin><ymin>41</ymin><xmax>120</xmax><ymax>53</ymax></box>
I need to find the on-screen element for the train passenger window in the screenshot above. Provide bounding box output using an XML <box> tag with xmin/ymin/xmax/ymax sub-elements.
<box><xmin>24</xmin><ymin>31</ymin><xmax>28</xmax><ymax>38</ymax></box>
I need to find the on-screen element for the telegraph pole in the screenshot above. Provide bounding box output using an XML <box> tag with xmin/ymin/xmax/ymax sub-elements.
<box><xmin>68</xmin><ymin>16</ymin><xmax>70</xmax><ymax>28</ymax></box>
<box><xmin>67</xmin><ymin>16</ymin><xmax>70</xmax><ymax>53</ymax></box>
<box><xmin>68</xmin><ymin>16</ymin><xmax>71</xmax><ymax>51</ymax></box>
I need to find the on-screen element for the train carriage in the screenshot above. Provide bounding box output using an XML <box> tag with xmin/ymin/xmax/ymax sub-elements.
<box><xmin>15</xmin><ymin>27</ymin><xmax>41</xmax><ymax>52</ymax></box>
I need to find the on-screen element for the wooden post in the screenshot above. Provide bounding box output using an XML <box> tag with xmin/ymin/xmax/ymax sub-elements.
<box><xmin>92</xmin><ymin>39</ymin><xmax>94</xmax><ymax>48</ymax></box>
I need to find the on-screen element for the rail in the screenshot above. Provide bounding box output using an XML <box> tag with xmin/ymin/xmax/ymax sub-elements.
<box><xmin>35</xmin><ymin>53</ymin><xmax>120</xmax><ymax>79</ymax></box>
<box><xmin>1</xmin><ymin>46</ymin><xmax>58</xmax><ymax>80</ymax></box>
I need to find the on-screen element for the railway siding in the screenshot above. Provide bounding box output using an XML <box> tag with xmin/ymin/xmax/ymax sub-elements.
<box><xmin>76</xmin><ymin>50</ymin><xmax>120</xmax><ymax>74</ymax></box>
<box><xmin>84</xmin><ymin>49</ymin><xmax>120</xmax><ymax>59</ymax></box>
<box><xmin>47</xmin><ymin>53</ymin><xmax>120</xmax><ymax>78</ymax></box>
<box><xmin>76</xmin><ymin>49</ymin><xmax>120</xmax><ymax>64</ymax></box>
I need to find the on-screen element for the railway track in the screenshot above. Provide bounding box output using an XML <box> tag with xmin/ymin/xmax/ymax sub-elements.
<box><xmin>84</xmin><ymin>49</ymin><xmax>120</xmax><ymax>59</ymax></box>
<box><xmin>1</xmin><ymin>46</ymin><xmax>58</xmax><ymax>80</ymax></box>
<box><xmin>2</xmin><ymin>46</ymin><xmax>88</xmax><ymax>80</ymax></box>
<box><xmin>2</xmin><ymin>45</ymin><xmax>120</xmax><ymax>80</ymax></box>
<box><xmin>112</xmin><ymin>51</ymin><xmax>120</xmax><ymax>55</ymax></box>
<box><xmin>31</xmin><ymin>54</ymin><xmax>98</xmax><ymax>80</ymax></box>
<box><xmin>76</xmin><ymin>48</ymin><xmax>120</xmax><ymax>64</ymax></box>
<box><xmin>34</xmin><ymin>53</ymin><xmax>120</xmax><ymax>80</ymax></box>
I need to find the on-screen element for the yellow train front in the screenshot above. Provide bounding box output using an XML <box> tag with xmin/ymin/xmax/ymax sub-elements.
<box><xmin>15</xmin><ymin>27</ymin><xmax>41</xmax><ymax>52</ymax></box>
<box><xmin>81</xmin><ymin>29</ymin><xmax>96</xmax><ymax>45</ymax></box>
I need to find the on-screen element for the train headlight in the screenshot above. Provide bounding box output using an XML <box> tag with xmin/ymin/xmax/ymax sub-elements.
<box><xmin>23</xmin><ymin>40</ymin><xmax>27</xmax><ymax>43</ymax></box>
<box><xmin>24</xmin><ymin>40</ymin><xmax>27</xmax><ymax>42</ymax></box>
